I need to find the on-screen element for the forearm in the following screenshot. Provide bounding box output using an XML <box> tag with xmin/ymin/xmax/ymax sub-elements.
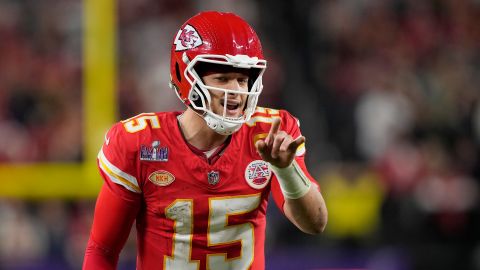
<box><xmin>83</xmin><ymin>184</ymin><xmax>139</xmax><ymax>269</ymax></box>
<box><xmin>83</xmin><ymin>237</ymin><xmax>119</xmax><ymax>269</ymax></box>
<box><xmin>284</xmin><ymin>187</ymin><xmax>328</xmax><ymax>234</ymax></box>
<box><xmin>271</xmin><ymin>160</ymin><xmax>328</xmax><ymax>234</ymax></box>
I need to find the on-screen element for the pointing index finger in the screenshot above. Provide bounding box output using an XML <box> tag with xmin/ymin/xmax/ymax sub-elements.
<box><xmin>265</xmin><ymin>117</ymin><xmax>281</xmax><ymax>145</ymax></box>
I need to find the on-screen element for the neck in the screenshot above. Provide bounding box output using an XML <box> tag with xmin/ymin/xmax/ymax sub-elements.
<box><xmin>178</xmin><ymin>108</ymin><xmax>229</xmax><ymax>150</ymax></box>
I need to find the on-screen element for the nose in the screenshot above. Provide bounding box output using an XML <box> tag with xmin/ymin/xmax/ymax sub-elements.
<box><xmin>225</xmin><ymin>79</ymin><xmax>242</xmax><ymax>91</ymax></box>
<box><xmin>223</xmin><ymin>80</ymin><xmax>244</xmax><ymax>100</ymax></box>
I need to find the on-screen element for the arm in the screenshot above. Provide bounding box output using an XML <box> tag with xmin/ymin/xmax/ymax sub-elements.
<box><xmin>83</xmin><ymin>183</ymin><xmax>140</xmax><ymax>269</ymax></box>
<box><xmin>256</xmin><ymin>118</ymin><xmax>328</xmax><ymax>234</ymax></box>
<box><xmin>280</xmin><ymin>166</ymin><xmax>328</xmax><ymax>235</ymax></box>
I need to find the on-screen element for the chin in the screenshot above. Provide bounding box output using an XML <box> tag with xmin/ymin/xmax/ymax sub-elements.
<box><xmin>225</xmin><ymin>110</ymin><xmax>243</xmax><ymax>119</ymax></box>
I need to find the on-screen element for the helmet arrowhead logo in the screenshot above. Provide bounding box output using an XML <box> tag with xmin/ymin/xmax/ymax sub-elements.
<box><xmin>174</xmin><ymin>24</ymin><xmax>203</xmax><ymax>51</ymax></box>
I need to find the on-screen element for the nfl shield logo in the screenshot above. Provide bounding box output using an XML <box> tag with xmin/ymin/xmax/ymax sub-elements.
<box><xmin>207</xmin><ymin>171</ymin><xmax>220</xmax><ymax>185</ymax></box>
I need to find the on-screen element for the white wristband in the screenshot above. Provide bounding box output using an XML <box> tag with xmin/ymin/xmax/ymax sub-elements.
<box><xmin>270</xmin><ymin>160</ymin><xmax>311</xmax><ymax>199</ymax></box>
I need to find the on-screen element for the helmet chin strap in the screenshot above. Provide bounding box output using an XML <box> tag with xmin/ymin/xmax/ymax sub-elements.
<box><xmin>204</xmin><ymin>112</ymin><xmax>242</xmax><ymax>135</ymax></box>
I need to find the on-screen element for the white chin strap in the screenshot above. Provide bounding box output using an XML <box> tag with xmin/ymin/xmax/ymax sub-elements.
<box><xmin>204</xmin><ymin>112</ymin><xmax>242</xmax><ymax>135</ymax></box>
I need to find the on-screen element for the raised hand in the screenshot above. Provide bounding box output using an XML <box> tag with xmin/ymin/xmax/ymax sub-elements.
<box><xmin>255</xmin><ymin>118</ymin><xmax>305</xmax><ymax>168</ymax></box>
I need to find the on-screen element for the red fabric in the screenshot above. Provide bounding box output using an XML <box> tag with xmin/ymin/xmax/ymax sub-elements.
<box><xmin>182</xmin><ymin>128</ymin><xmax>231</xmax><ymax>165</ymax></box>
<box><xmin>83</xmin><ymin>184</ymin><xmax>140</xmax><ymax>269</ymax></box>
<box><xmin>83</xmin><ymin>108</ymin><xmax>318</xmax><ymax>269</ymax></box>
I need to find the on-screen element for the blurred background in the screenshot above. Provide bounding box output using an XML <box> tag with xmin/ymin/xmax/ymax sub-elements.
<box><xmin>0</xmin><ymin>0</ymin><xmax>479</xmax><ymax>269</ymax></box>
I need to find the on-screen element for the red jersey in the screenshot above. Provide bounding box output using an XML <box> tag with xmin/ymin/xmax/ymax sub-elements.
<box><xmin>90</xmin><ymin>107</ymin><xmax>317</xmax><ymax>270</ymax></box>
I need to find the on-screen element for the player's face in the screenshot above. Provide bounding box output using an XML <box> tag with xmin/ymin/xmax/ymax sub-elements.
<box><xmin>202</xmin><ymin>71</ymin><xmax>249</xmax><ymax>118</ymax></box>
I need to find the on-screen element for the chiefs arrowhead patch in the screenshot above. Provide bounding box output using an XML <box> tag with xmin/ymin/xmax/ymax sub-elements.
<box><xmin>174</xmin><ymin>24</ymin><xmax>203</xmax><ymax>51</ymax></box>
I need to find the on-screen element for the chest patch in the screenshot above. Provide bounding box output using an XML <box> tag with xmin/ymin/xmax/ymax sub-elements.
<box><xmin>148</xmin><ymin>170</ymin><xmax>175</xmax><ymax>186</ymax></box>
<box><xmin>140</xmin><ymin>140</ymin><xmax>169</xmax><ymax>162</ymax></box>
<box><xmin>244</xmin><ymin>160</ymin><xmax>271</xmax><ymax>189</ymax></box>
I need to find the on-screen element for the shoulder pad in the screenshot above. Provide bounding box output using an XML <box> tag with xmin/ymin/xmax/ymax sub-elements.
<box><xmin>245</xmin><ymin>107</ymin><xmax>281</xmax><ymax>127</ymax></box>
<box><xmin>120</xmin><ymin>112</ymin><xmax>161</xmax><ymax>134</ymax></box>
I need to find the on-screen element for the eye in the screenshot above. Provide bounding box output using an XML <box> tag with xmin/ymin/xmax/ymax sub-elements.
<box><xmin>238</xmin><ymin>77</ymin><xmax>249</xmax><ymax>85</ymax></box>
<box><xmin>214</xmin><ymin>76</ymin><xmax>228</xmax><ymax>83</ymax></box>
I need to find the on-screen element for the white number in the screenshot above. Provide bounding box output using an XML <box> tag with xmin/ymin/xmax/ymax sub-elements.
<box><xmin>122</xmin><ymin>113</ymin><xmax>160</xmax><ymax>133</ymax></box>
<box><xmin>208</xmin><ymin>194</ymin><xmax>261</xmax><ymax>270</ymax></box>
<box><xmin>164</xmin><ymin>194</ymin><xmax>261</xmax><ymax>270</ymax></box>
<box><xmin>165</xmin><ymin>200</ymin><xmax>199</xmax><ymax>270</ymax></box>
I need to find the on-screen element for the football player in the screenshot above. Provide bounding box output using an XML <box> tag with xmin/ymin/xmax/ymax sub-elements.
<box><xmin>83</xmin><ymin>11</ymin><xmax>327</xmax><ymax>270</ymax></box>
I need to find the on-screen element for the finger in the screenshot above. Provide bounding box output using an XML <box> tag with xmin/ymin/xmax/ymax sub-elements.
<box><xmin>279</xmin><ymin>136</ymin><xmax>294</xmax><ymax>152</ymax></box>
<box><xmin>255</xmin><ymin>139</ymin><xmax>266</xmax><ymax>152</ymax></box>
<box><xmin>287</xmin><ymin>136</ymin><xmax>306</xmax><ymax>153</ymax></box>
<box><xmin>255</xmin><ymin>139</ymin><xmax>267</xmax><ymax>156</ymax></box>
<box><xmin>265</xmin><ymin>117</ymin><xmax>281</xmax><ymax>146</ymax></box>
<box><xmin>271</xmin><ymin>132</ymin><xmax>287</xmax><ymax>159</ymax></box>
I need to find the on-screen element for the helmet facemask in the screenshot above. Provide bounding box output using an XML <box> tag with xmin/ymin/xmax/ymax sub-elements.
<box><xmin>183</xmin><ymin>53</ymin><xmax>267</xmax><ymax>135</ymax></box>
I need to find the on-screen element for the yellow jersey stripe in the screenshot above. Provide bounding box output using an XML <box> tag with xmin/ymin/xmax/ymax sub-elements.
<box><xmin>246</xmin><ymin>115</ymin><xmax>281</xmax><ymax>127</ymax></box>
<box><xmin>98</xmin><ymin>158</ymin><xmax>141</xmax><ymax>193</ymax></box>
<box><xmin>295</xmin><ymin>142</ymin><xmax>306</xmax><ymax>156</ymax></box>
<box><xmin>98</xmin><ymin>149</ymin><xmax>141</xmax><ymax>193</ymax></box>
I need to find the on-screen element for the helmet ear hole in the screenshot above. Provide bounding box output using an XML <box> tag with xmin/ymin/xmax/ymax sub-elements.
<box><xmin>175</xmin><ymin>62</ymin><xmax>181</xmax><ymax>82</ymax></box>
<box><xmin>190</xmin><ymin>84</ymin><xmax>207</xmax><ymax>108</ymax></box>
<box><xmin>248</xmin><ymin>68</ymin><xmax>261</xmax><ymax>91</ymax></box>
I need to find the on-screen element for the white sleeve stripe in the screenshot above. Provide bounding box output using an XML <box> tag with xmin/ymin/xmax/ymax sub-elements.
<box><xmin>98</xmin><ymin>149</ymin><xmax>140</xmax><ymax>188</ymax></box>
<box><xmin>98</xmin><ymin>149</ymin><xmax>139</xmax><ymax>185</ymax></box>
<box><xmin>99</xmin><ymin>162</ymin><xmax>142</xmax><ymax>193</ymax></box>
<box><xmin>245</xmin><ymin>115</ymin><xmax>281</xmax><ymax>126</ymax></box>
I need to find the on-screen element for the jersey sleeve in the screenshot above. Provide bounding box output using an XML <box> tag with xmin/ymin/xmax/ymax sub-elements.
<box><xmin>270</xmin><ymin>110</ymin><xmax>320</xmax><ymax>213</ymax></box>
<box><xmin>83</xmin><ymin>184</ymin><xmax>140</xmax><ymax>269</ymax></box>
<box><xmin>97</xmin><ymin>122</ymin><xmax>142</xmax><ymax>201</ymax></box>
<box><xmin>84</xmin><ymin>122</ymin><xmax>143</xmax><ymax>269</ymax></box>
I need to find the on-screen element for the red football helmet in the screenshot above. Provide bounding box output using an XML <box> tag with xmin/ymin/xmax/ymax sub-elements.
<box><xmin>169</xmin><ymin>11</ymin><xmax>267</xmax><ymax>135</ymax></box>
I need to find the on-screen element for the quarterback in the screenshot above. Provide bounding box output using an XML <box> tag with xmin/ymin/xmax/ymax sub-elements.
<box><xmin>83</xmin><ymin>11</ymin><xmax>327</xmax><ymax>270</ymax></box>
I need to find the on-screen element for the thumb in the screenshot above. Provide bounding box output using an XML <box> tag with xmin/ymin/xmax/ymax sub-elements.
<box><xmin>288</xmin><ymin>136</ymin><xmax>306</xmax><ymax>152</ymax></box>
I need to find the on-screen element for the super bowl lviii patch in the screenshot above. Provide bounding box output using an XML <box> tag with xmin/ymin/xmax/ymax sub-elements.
<box><xmin>245</xmin><ymin>160</ymin><xmax>271</xmax><ymax>189</ymax></box>
<box><xmin>140</xmin><ymin>140</ymin><xmax>168</xmax><ymax>161</ymax></box>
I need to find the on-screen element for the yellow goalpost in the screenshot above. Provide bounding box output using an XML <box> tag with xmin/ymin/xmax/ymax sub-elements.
<box><xmin>0</xmin><ymin>0</ymin><xmax>116</xmax><ymax>198</ymax></box>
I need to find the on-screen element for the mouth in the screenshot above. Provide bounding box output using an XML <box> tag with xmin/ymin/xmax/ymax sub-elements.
<box><xmin>220</xmin><ymin>99</ymin><xmax>242</xmax><ymax>117</ymax></box>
